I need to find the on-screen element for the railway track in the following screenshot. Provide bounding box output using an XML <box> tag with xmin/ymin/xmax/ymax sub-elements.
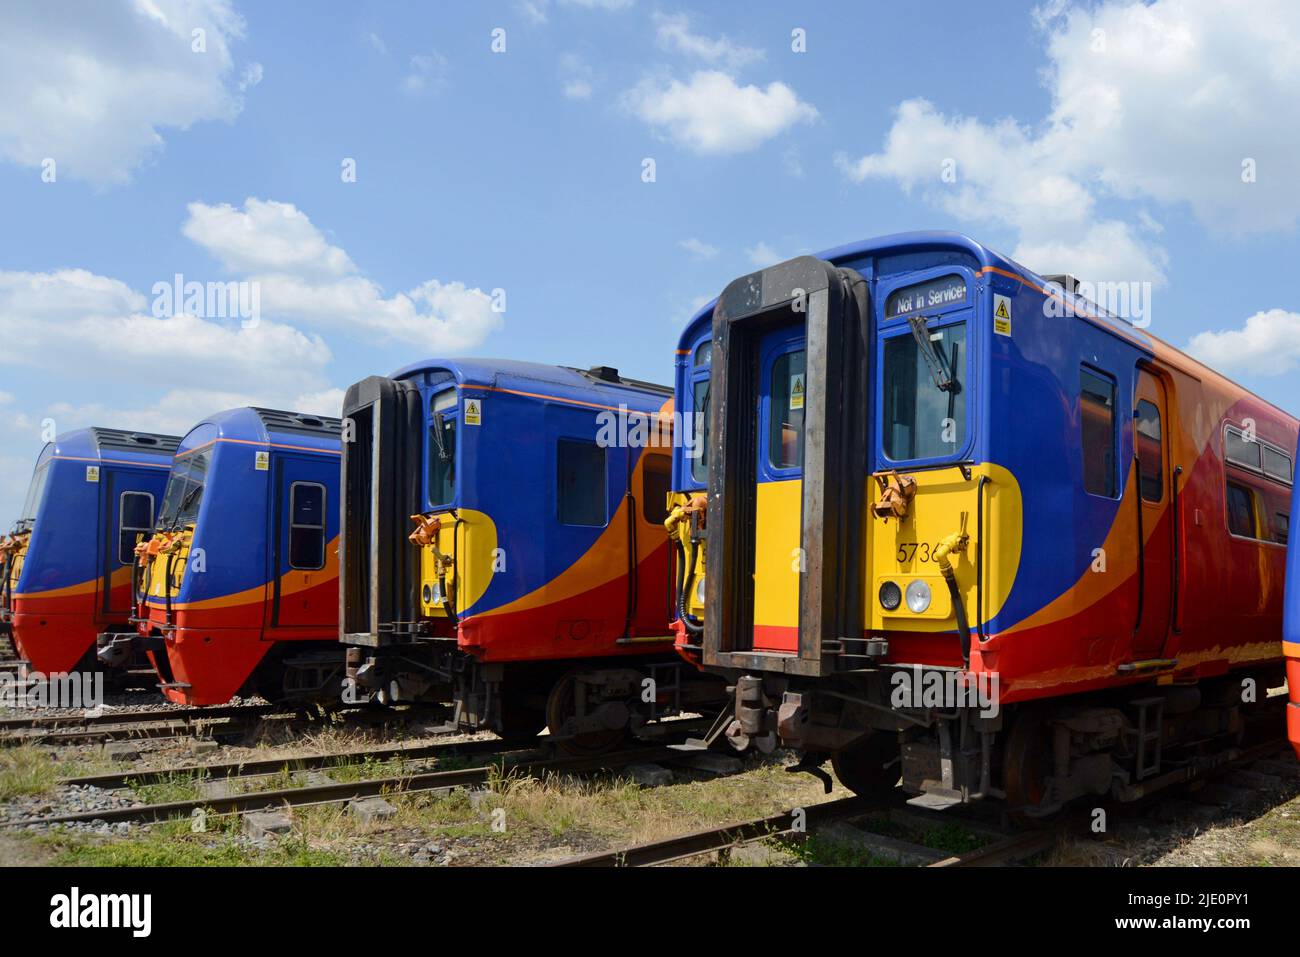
<box><xmin>551</xmin><ymin>796</ymin><xmax>1053</xmax><ymax>867</ymax></box>
<box><xmin>553</xmin><ymin>736</ymin><xmax>1293</xmax><ymax>868</ymax></box>
<box><xmin>1</xmin><ymin>740</ymin><xmax>694</xmax><ymax>830</ymax></box>
<box><xmin>0</xmin><ymin>702</ymin><xmax>291</xmax><ymax>745</ymax></box>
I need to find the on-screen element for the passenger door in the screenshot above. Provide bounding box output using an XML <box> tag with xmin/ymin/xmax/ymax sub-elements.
<box><xmin>752</xmin><ymin>330</ymin><xmax>806</xmax><ymax>652</ymax></box>
<box><xmin>1131</xmin><ymin>367</ymin><xmax>1173</xmax><ymax>659</ymax></box>
<box><xmin>272</xmin><ymin>456</ymin><xmax>335</xmax><ymax>629</ymax></box>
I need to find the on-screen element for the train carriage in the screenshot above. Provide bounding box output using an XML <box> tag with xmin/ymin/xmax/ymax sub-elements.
<box><xmin>671</xmin><ymin>231</ymin><xmax>1293</xmax><ymax>813</ymax></box>
<box><xmin>7</xmin><ymin>428</ymin><xmax>178</xmax><ymax>678</ymax></box>
<box><xmin>117</xmin><ymin>408</ymin><xmax>343</xmax><ymax>706</ymax></box>
<box><xmin>1283</xmin><ymin>442</ymin><xmax>1300</xmax><ymax>759</ymax></box>
<box><xmin>340</xmin><ymin>359</ymin><xmax>725</xmax><ymax>751</ymax></box>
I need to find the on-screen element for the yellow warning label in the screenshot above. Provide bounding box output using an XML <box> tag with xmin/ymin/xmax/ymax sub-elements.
<box><xmin>464</xmin><ymin>399</ymin><xmax>482</xmax><ymax>426</ymax></box>
<box><xmin>254</xmin><ymin>451</ymin><xmax>269</xmax><ymax>471</ymax></box>
<box><xmin>85</xmin><ymin>466</ymin><xmax>100</xmax><ymax>483</ymax></box>
<box><xmin>993</xmin><ymin>294</ymin><xmax>1012</xmax><ymax>336</ymax></box>
<box><xmin>789</xmin><ymin>374</ymin><xmax>805</xmax><ymax>410</ymax></box>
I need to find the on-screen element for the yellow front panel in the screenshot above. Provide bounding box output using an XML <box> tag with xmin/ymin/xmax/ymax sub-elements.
<box><xmin>752</xmin><ymin>478</ymin><xmax>802</xmax><ymax>651</ymax></box>
<box><xmin>144</xmin><ymin>530</ymin><xmax>194</xmax><ymax>601</ymax></box>
<box><xmin>864</xmin><ymin>463</ymin><xmax>1022</xmax><ymax>633</ymax></box>
<box><xmin>418</xmin><ymin>509</ymin><xmax>498</xmax><ymax>617</ymax></box>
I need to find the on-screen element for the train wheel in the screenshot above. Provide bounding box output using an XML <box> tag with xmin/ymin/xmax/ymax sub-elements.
<box><xmin>498</xmin><ymin>702</ymin><xmax>546</xmax><ymax>739</ymax></box>
<box><xmin>1003</xmin><ymin>708</ymin><xmax>1052</xmax><ymax>822</ymax></box>
<box><xmin>830</xmin><ymin>733</ymin><xmax>900</xmax><ymax>800</ymax></box>
<box><xmin>545</xmin><ymin>672</ymin><xmax>629</xmax><ymax>756</ymax></box>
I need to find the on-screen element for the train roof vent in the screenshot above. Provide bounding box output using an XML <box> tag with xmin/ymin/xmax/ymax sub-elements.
<box><xmin>252</xmin><ymin>407</ymin><xmax>343</xmax><ymax>438</ymax></box>
<box><xmin>570</xmin><ymin>365</ymin><xmax>672</xmax><ymax>395</ymax></box>
<box><xmin>89</xmin><ymin>428</ymin><xmax>182</xmax><ymax>456</ymax></box>
<box><xmin>1041</xmin><ymin>274</ymin><xmax>1079</xmax><ymax>294</ymax></box>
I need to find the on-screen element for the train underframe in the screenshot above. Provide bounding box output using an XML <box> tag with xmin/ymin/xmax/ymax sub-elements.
<box><xmin>715</xmin><ymin>663</ymin><xmax>1286</xmax><ymax>815</ymax></box>
<box><xmin>100</xmin><ymin>630</ymin><xmax>344</xmax><ymax>706</ymax></box>
<box><xmin>344</xmin><ymin>642</ymin><xmax>727</xmax><ymax>753</ymax></box>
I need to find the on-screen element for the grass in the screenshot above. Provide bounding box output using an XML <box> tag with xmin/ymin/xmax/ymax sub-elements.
<box><xmin>43</xmin><ymin>830</ymin><xmax>352</xmax><ymax>867</ymax></box>
<box><xmin>0</xmin><ymin>746</ymin><xmax>59</xmax><ymax>799</ymax></box>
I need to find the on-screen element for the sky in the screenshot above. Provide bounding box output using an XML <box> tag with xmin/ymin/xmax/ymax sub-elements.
<box><xmin>2</xmin><ymin>0</ymin><xmax>1300</xmax><ymax>521</ymax></box>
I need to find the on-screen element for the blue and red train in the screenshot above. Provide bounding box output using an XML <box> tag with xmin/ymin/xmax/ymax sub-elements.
<box><xmin>340</xmin><ymin>359</ymin><xmax>724</xmax><ymax>750</ymax></box>
<box><xmin>4</xmin><ymin>230</ymin><xmax>1297</xmax><ymax>802</ymax></box>
<box><xmin>117</xmin><ymin>407</ymin><xmax>343</xmax><ymax>706</ymax></box>
<box><xmin>670</xmin><ymin>231</ymin><xmax>1294</xmax><ymax>812</ymax></box>
<box><xmin>4</xmin><ymin>428</ymin><xmax>178</xmax><ymax>680</ymax></box>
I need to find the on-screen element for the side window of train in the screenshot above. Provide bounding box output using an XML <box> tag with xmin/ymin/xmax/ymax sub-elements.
<box><xmin>118</xmin><ymin>491</ymin><xmax>154</xmax><ymax>565</ymax></box>
<box><xmin>288</xmin><ymin>482</ymin><xmax>326</xmax><ymax>570</ymax></box>
<box><xmin>1135</xmin><ymin>399</ymin><xmax>1162</xmax><ymax>502</ymax></box>
<box><xmin>1275</xmin><ymin>512</ymin><xmax>1290</xmax><ymax>545</ymax></box>
<box><xmin>769</xmin><ymin>349</ymin><xmax>806</xmax><ymax>469</ymax></box>
<box><xmin>1225</xmin><ymin>481</ymin><xmax>1256</xmax><ymax>538</ymax></box>
<box><xmin>641</xmin><ymin>453</ymin><xmax>671</xmax><ymax>525</ymax></box>
<box><xmin>558</xmin><ymin>439</ymin><xmax>607</xmax><ymax>527</ymax></box>
<box><xmin>1080</xmin><ymin>368</ymin><xmax>1117</xmax><ymax>497</ymax></box>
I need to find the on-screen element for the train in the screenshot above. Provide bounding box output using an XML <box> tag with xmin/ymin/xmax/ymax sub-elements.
<box><xmin>1284</xmin><ymin>441</ymin><xmax>1300</xmax><ymax>759</ymax></box>
<box><xmin>340</xmin><ymin>359</ymin><xmax>725</xmax><ymax>751</ymax></box>
<box><xmin>669</xmin><ymin>231</ymin><xmax>1294</xmax><ymax>814</ymax></box>
<box><xmin>108</xmin><ymin>408</ymin><xmax>344</xmax><ymax>706</ymax></box>
<box><xmin>5</xmin><ymin>428</ymin><xmax>178</xmax><ymax>680</ymax></box>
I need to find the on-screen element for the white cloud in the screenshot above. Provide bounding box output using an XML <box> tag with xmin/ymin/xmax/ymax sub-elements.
<box><xmin>401</xmin><ymin>51</ymin><xmax>449</xmax><ymax>95</ymax></box>
<box><xmin>0</xmin><ymin>0</ymin><xmax>255</xmax><ymax>186</ymax></box>
<box><xmin>678</xmin><ymin>238</ymin><xmax>719</xmax><ymax>260</ymax></box>
<box><xmin>518</xmin><ymin>0</ymin><xmax>632</xmax><ymax>23</ymax></box>
<box><xmin>653</xmin><ymin>12</ymin><xmax>763</xmax><ymax>70</ymax></box>
<box><xmin>838</xmin><ymin>1</ymin><xmax>1300</xmax><ymax>283</ymax></box>
<box><xmin>182</xmin><ymin>199</ymin><xmax>355</xmax><ymax>280</ymax></box>
<box><xmin>623</xmin><ymin>70</ymin><xmax>817</xmax><ymax>155</ymax></box>
<box><xmin>560</xmin><ymin>54</ymin><xmax>594</xmax><ymax>100</ymax></box>
<box><xmin>182</xmin><ymin>198</ymin><xmax>504</xmax><ymax>352</ymax></box>
<box><xmin>366</xmin><ymin>32</ymin><xmax>387</xmax><ymax>54</ymax></box>
<box><xmin>1187</xmin><ymin>310</ymin><xmax>1300</xmax><ymax>377</ymax></box>
<box><xmin>745</xmin><ymin>242</ymin><xmax>780</xmax><ymax>268</ymax></box>
<box><xmin>238</xmin><ymin>61</ymin><xmax>263</xmax><ymax>92</ymax></box>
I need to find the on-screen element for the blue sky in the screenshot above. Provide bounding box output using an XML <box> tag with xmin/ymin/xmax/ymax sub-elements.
<box><xmin>2</xmin><ymin>0</ymin><xmax>1299</xmax><ymax>520</ymax></box>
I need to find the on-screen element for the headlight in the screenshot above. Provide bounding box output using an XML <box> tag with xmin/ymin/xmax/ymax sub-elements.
<box><xmin>879</xmin><ymin>580</ymin><xmax>902</xmax><ymax>611</ymax></box>
<box><xmin>422</xmin><ymin>582</ymin><xmax>443</xmax><ymax>605</ymax></box>
<box><xmin>694</xmin><ymin>575</ymin><xmax>706</xmax><ymax>605</ymax></box>
<box><xmin>905</xmin><ymin>580</ymin><xmax>932</xmax><ymax>613</ymax></box>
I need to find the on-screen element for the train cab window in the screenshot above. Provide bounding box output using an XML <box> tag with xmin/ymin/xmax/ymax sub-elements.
<box><xmin>117</xmin><ymin>492</ymin><xmax>154</xmax><ymax>565</ymax></box>
<box><xmin>1080</xmin><ymin>369</ymin><xmax>1116</xmax><ymax>497</ymax></box>
<box><xmin>1135</xmin><ymin>399</ymin><xmax>1162</xmax><ymax>502</ymax></box>
<box><xmin>428</xmin><ymin>391</ymin><xmax>457</xmax><ymax>508</ymax></box>
<box><xmin>288</xmin><ymin>482</ymin><xmax>326</xmax><ymax>570</ymax></box>
<box><xmin>1226</xmin><ymin>482</ymin><xmax>1256</xmax><ymax>538</ymax></box>
<box><xmin>883</xmin><ymin>324</ymin><xmax>966</xmax><ymax>461</ymax></box>
<box><xmin>641</xmin><ymin>453</ymin><xmax>671</xmax><ymax>524</ymax></box>
<box><xmin>1275</xmin><ymin>512</ymin><xmax>1290</xmax><ymax>545</ymax></box>
<box><xmin>690</xmin><ymin>377</ymin><xmax>709</xmax><ymax>483</ymax></box>
<box><xmin>558</xmin><ymin>440</ymin><xmax>607</xmax><ymax>526</ymax></box>
<box><xmin>768</xmin><ymin>350</ymin><xmax>806</xmax><ymax>469</ymax></box>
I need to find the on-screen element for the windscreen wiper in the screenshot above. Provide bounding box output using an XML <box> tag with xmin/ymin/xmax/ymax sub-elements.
<box><xmin>907</xmin><ymin>314</ymin><xmax>958</xmax><ymax>393</ymax></box>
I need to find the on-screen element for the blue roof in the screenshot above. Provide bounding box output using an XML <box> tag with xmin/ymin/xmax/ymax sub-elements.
<box><xmin>176</xmin><ymin>407</ymin><xmax>341</xmax><ymax>455</ymax></box>
<box><xmin>675</xmin><ymin>230</ymin><xmax>1023</xmax><ymax>351</ymax></box>
<box><xmin>47</xmin><ymin>427</ymin><xmax>178</xmax><ymax>466</ymax></box>
<box><xmin>389</xmin><ymin>357</ymin><xmax>670</xmax><ymax>408</ymax></box>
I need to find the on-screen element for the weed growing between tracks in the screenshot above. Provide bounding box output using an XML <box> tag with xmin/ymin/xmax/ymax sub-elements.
<box><xmin>0</xmin><ymin>747</ymin><xmax>59</xmax><ymax>800</ymax></box>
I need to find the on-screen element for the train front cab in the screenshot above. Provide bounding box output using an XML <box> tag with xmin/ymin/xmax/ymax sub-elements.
<box><xmin>124</xmin><ymin>409</ymin><xmax>343</xmax><ymax>705</ymax></box>
<box><xmin>9</xmin><ymin>429</ymin><xmax>177</xmax><ymax>680</ymax></box>
<box><xmin>692</xmin><ymin>235</ymin><xmax>1290</xmax><ymax>814</ymax></box>
<box><xmin>341</xmin><ymin>360</ymin><xmax>724</xmax><ymax>749</ymax></box>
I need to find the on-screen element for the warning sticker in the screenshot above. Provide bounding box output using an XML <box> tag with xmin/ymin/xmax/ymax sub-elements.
<box><xmin>254</xmin><ymin>451</ymin><xmax>269</xmax><ymax>471</ymax></box>
<box><xmin>85</xmin><ymin>466</ymin><xmax>99</xmax><ymax>483</ymax></box>
<box><xmin>789</xmin><ymin>374</ymin><xmax>805</xmax><ymax>410</ymax></box>
<box><xmin>993</xmin><ymin>294</ymin><xmax>1012</xmax><ymax>336</ymax></box>
<box><xmin>464</xmin><ymin>399</ymin><xmax>482</xmax><ymax>426</ymax></box>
